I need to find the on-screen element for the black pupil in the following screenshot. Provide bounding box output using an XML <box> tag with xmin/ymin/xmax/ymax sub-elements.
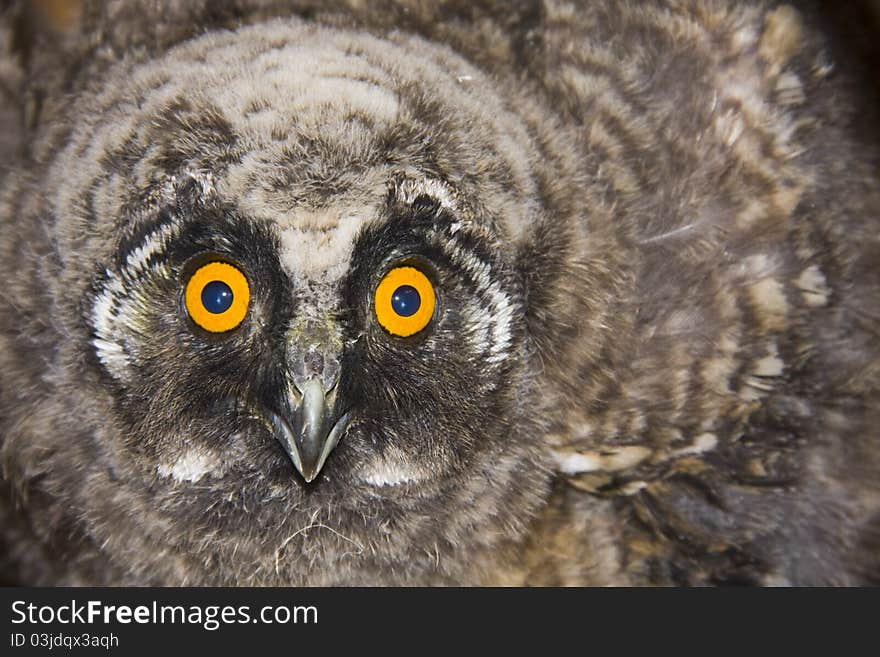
<box><xmin>391</xmin><ymin>285</ymin><xmax>420</xmax><ymax>317</ymax></box>
<box><xmin>201</xmin><ymin>280</ymin><xmax>233</xmax><ymax>314</ymax></box>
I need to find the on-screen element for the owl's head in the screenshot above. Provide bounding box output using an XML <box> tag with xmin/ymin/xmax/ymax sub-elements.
<box><xmin>38</xmin><ymin>20</ymin><xmax>611</xmax><ymax>583</ymax></box>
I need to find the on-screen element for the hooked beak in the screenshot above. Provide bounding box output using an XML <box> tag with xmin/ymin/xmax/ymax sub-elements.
<box><xmin>269</xmin><ymin>378</ymin><xmax>351</xmax><ymax>483</ymax></box>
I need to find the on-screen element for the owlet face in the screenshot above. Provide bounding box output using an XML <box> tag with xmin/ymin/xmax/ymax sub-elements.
<box><xmin>59</xmin><ymin>21</ymin><xmax>565</xmax><ymax>583</ymax></box>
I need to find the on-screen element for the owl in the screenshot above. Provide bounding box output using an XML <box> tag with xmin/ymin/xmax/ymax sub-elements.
<box><xmin>0</xmin><ymin>0</ymin><xmax>878</xmax><ymax>586</ymax></box>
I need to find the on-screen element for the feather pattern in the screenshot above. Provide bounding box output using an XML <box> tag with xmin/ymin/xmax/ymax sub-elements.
<box><xmin>0</xmin><ymin>0</ymin><xmax>878</xmax><ymax>585</ymax></box>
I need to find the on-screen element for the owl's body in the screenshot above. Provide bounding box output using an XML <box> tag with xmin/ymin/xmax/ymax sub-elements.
<box><xmin>0</xmin><ymin>0</ymin><xmax>878</xmax><ymax>585</ymax></box>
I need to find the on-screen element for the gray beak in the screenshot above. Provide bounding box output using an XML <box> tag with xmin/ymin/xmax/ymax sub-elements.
<box><xmin>270</xmin><ymin>378</ymin><xmax>351</xmax><ymax>482</ymax></box>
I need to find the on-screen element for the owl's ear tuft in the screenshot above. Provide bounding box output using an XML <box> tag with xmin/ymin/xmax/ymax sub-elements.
<box><xmin>516</xmin><ymin>215</ymin><xmax>633</xmax><ymax>395</ymax></box>
<box><xmin>517</xmin><ymin>219</ymin><xmax>581</xmax><ymax>340</ymax></box>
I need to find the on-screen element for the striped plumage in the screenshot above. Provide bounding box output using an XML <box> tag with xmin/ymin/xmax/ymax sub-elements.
<box><xmin>0</xmin><ymin>1</ymin><xmax>878</xmax><ymax>585</ymax></box>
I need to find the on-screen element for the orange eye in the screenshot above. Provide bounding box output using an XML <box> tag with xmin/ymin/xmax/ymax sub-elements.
<box><xmin>374</xmin><ymin>266</ymin><xmax>436</xmax><ymax>337</ymax></box>
<box><xmin>184</xmin><ymin>261</ymin><xmax>250</xmax><ymax>333</ymax></box>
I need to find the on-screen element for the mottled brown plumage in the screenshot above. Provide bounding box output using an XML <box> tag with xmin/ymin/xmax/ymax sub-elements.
<box><xmin>0</xmin><ymin>0</ymin><xmax>878</xmax><ymax>585</ymax></box>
